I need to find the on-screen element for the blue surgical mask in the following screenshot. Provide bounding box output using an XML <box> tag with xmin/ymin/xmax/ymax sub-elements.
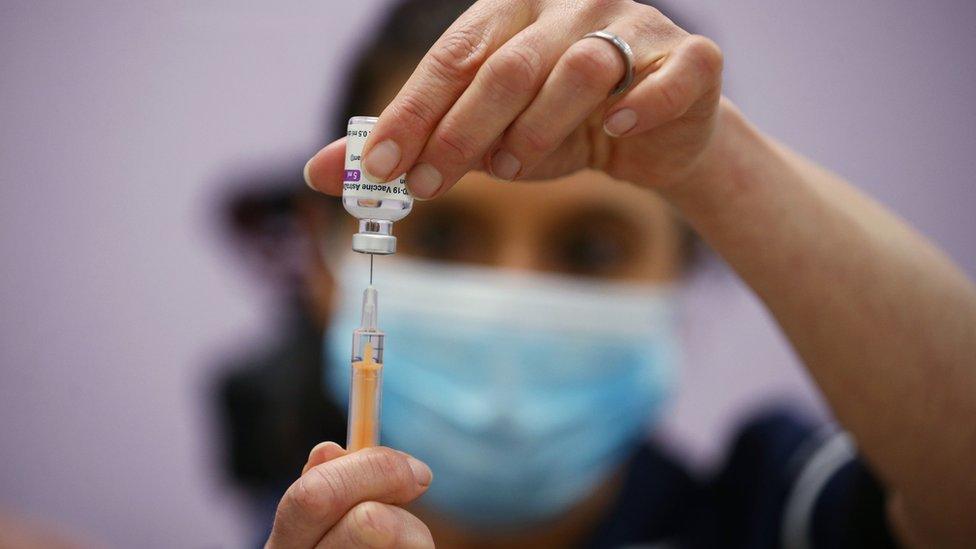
<box><xmin>325</xmin><ymin>257</ymin><xmax>679</xmax><ymax>530</ymax></box>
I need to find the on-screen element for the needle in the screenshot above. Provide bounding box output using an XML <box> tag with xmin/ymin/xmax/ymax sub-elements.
<box><xmin>369</xmin><ymin>253</ymin><xmax>374</xmax><ymax>285</ymax></box>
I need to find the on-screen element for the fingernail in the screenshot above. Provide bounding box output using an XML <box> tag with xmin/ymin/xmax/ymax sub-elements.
<box><xmin>604</xmin><ymin>108</ymin><xmax>638</xmax><ymax>137</ymax></box>
<box><xmin>406</xmin><ymin>163</ymin><xmax>442</xmax><ymax>199</ymax></box>
<box><xmin>302</xmin><ymin>441</ymin><xmax>342</xmax><ymax>474</ymax></box>
<box><xmin>308</xmin><ymin>441</ymin><xmax>341</xmax><ymax>458</ymax></box>
<box><xmin>490</xmin><ymin>150</ymin><xmax>521</xmax><ymax>181</ymax></box>
<box><xmin>303</xmin><ymin>158</ymin><xmax>314</xmax><ymax>188</ymax></box>
<box><xmin>362</xmin><ymin>139</ymin><xmax>400</xmax><ymax>182</ymax></box>
<box><xmin>406</xmin><ymin>456</ymin><xmax>432</xmax><ymax>486</ymax></box>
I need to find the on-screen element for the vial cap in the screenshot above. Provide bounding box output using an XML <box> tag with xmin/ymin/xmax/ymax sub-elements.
<box><xmin>352</xmin><ymin>232</ymin><xmax>396</xmax><ymax>255</ymax></box>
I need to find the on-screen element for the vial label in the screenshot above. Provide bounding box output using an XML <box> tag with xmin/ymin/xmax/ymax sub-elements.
<box><xmin>344</xmin><ymin>121</ymin><xmax>410</xmax><ymax>201</ymax></box>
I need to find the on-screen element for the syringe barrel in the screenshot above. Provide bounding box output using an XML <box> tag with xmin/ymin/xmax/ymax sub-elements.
<box><xmin>347</xmin><ymin>329</ymin><xmax>384</xmax><ymax>452</ymax></box>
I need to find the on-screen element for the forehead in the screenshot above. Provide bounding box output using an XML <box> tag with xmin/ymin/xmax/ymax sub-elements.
<box><xmin>432</xmin><ymin>169</ymin><xmax>674</xmax><ymax>228</ymax></box>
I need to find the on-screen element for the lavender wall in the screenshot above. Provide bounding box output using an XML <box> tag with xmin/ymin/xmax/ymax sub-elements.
<box><xmin>1</xmin><ymin>1</ymin><xmax>973</xmax><ymax>546</ymax></box>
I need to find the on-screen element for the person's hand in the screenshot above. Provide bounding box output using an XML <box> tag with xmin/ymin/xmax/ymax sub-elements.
<box><xmin>305</xmin><ymin>0</ymin><xmax>723</xmax><ymax>198</ymax></box>
<box><xmin>265</xmin><ymin>442</ymin><xmax>434</xmax><ymax>548</ymax></box>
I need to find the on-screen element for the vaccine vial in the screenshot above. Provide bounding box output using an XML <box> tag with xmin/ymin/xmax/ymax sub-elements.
<box><xmin>343</xmin><ymin>116</ymin><xmax>413</xmax><ymax>254</ymax></box>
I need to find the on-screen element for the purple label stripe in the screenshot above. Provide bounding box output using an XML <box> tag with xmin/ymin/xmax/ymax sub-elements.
<box><xmin>344</xmin><ymin>169</ymin><xmax>361</xmax><ymax>182</ymax></box>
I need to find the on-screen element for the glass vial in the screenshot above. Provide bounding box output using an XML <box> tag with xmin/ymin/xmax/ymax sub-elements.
<box><xmin>343</xmin><ymin>116</ymin><xmax>413</xmax><ymax>255</ymax></box>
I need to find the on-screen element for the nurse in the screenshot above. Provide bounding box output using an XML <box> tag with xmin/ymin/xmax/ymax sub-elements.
<box><xmin>271</xmin><ymin>0</ymin><xmax>976</xmax><ymax>547</ymax></box>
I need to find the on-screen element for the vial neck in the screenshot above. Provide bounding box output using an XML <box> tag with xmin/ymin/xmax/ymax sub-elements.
<box><xmin>359</xmin><ymin>219</ymin><xmax>393</xmax><ymax>236</ymax></box>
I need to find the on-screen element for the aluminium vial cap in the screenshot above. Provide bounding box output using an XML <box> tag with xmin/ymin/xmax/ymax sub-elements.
<box><xmin>352</xmin><ymin>219</ymin><xmax>396</xmax><ymax>255</ymax></box>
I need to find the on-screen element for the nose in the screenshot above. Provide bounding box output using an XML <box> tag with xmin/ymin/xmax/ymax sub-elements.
<box><xmin>494</xmin><ymin>212</ymin><xmax>546</xmax><ymax>272</ymax></box>
<box><xmin>496</xmin><ymin>238</ymin><xmax>540</xmax><ymax>272</ymax></box>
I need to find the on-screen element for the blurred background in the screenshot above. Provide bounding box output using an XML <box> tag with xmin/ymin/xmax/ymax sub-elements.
<box><xmin>1</xmin><ymin>0</ymin><xmax>974</xmax><ymax>546</ymax></box>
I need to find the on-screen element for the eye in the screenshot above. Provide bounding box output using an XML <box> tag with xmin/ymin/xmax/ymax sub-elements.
<box><xmin>396</xmin><ymin>203</ymin><xmax>494</xmax><ymax>264</ymax></box>
<box><xmin>547</xmin><ymin>209</ymin><xmax>638</xmax><ymax>278</ymax></box>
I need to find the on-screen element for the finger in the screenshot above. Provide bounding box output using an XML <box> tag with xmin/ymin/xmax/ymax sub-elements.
<box><xmin>315</xmin><ymin>502</ymin><xmax>434</xmax><ymax>549</ymax></box>
<box><xmin>487</xmin><ymin>5</ymin><xmax>684</xmax><ymax>181</ymax></box>
<box><xmin>267</xmin><ymin>447</ymin><xmax>432</xmax><ymax>549</ymax></box>
<box><xmin>304</xmin><ymin>137</ymin><xmax>347</xmax><ymax>195</ymax></box>
<box><xmin>360</xmin><ymin>1</ymin><xmax>533</xmax><ymax>183</ymax></box>
<box><xmin>302</xmin><ymin>441</ymin><xmax>347</xmax><ymax>475</ymax></box>
<box><xmin>602</xmin><ymin>35</ymin><xmax>723</xmax><ymax>138</ymax></box>
<box><xmin>487</xmin><ymin>29</ymin><xmax>626</xmax><ymax>181</ymax></box>
<box><xmin>404</xmin><ymin>20</ymin><xmax>575</xmax><ymax>198</ymax></box>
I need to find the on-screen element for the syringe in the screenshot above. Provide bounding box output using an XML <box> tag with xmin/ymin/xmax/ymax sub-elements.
<box><xmin>346</xmin><ymin>284</ymin><xmax>384</xmax><ymax>452</ymax></box>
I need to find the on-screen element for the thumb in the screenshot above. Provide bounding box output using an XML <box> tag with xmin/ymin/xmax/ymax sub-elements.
<box><xmin>304</xmin><ymin>137</ymin><xmax>348</xmax><ymax>196</ymax></box>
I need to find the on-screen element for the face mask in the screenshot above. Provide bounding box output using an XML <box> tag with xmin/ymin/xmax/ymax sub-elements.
<box><xmin>325</xmin><ymin>257</ymin><xmax>679</xmax><ymax>530</ymax></box>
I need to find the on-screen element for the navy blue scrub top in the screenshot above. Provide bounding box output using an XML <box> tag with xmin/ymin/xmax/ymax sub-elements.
<box><xmin>585</xmin><ymin>408</ymin><xmax>897</xmax><ymax>548</ymax></box>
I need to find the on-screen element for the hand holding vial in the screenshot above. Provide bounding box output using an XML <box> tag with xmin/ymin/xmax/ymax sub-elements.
<box><xmin>303</xmin><ymin>0</ymin><xmax>723</xmax><ymax>200</ymax></box>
